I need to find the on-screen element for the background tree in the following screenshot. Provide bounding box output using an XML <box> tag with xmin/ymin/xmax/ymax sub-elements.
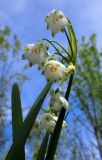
<box><xmin>69</xmin><ymin>34</ymin><xmax>102</xmax><ymax>160</ymax></box>
<box><xmin>0</xmin><ymin>26</ymin><xmax>28</xmax><ymax>157</ymax></box>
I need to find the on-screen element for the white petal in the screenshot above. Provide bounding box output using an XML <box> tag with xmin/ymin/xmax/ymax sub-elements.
<box><xmin>44</xmin><ymin>60</ymin><xmax>67</xmax><ymax>82</ymax></box>
<box><xmin>45</xmin><ymin>10</ymin><xmax>68</xmax><ymax>36</ymax></box>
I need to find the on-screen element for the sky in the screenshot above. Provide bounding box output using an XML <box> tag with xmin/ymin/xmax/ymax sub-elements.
<box><xmin>0</xmin><ymin>0</ymin><xmax>102</xmax><ymax>105</ymax></box>
<box><xmin>0</xmin><ymin>0</ymin><xmax>102</xmax><ymax>45</ymax></box>
<box><xmin>0</xmin><ymin>0</ymin><xmax>102</xmax><ymax>159</ymax></box>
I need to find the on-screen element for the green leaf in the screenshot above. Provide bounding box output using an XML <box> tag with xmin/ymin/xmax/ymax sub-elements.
<box><xmin>67</xmin><ymin>18</ymin><xmax>77</xmax><ymax>64</ymax></box>
<box><xmin>5</xmin><ymin>81</ymin><xmax>52</xmax><ymax>160</ymax></box>
<box><xmin>36</xmin><ymin>132</ymin><xmax>49</xmax><ymax>160</ymax></box>
<box><xmin>12</xmin><ymin>83</ymin><xmax>25</xmax><ymax>160</ymax></box>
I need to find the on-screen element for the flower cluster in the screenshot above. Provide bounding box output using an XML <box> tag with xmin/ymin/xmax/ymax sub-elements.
<box><xmin>22</xmin><ymin>9</ymin><xmax>75</xmax><ymax>83</ymax></box>
<box><xmin>23</xmin><ymin>9</ymin><xmax>75</xmax><ymax>135</ymax></box>
<box><xmin>29</xmin><ymin>89</ymin><xmax>69</xmax><ymax>135</ymax></box>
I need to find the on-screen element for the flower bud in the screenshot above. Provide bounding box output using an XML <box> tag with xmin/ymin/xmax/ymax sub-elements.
<box><xmin>66</xmin><ymin>64</ymin><xmax>75</xmax><ymax>74</ymax></box>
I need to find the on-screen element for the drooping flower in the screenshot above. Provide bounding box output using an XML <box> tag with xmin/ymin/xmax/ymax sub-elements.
<box><xmin>22</xmin><ymin>42</ymin><xmax>50</xmax><ymax>66</ymax></box>
<box><xmin>40</xmin><ymin>113</ymin><xmax>67</xmax><ymax>133</ymax></box>
<box><xmin>40</xmin><ymin>113</ymin><xmax>57</xmax><ymax>133</ymax></box>
<box><xmin>45</xmin><ymin>10</ymin><xmax>69</xmax><ymax>37</ymax></box>
<box><xmin>29</xmin><ymin>120</ymin><xmax>41</xmax><ymax>137</ymax></box>
<box><xmin>43</xmin><ymin>60</ymin><xmax>67</xmax><ymax>82</ymax></box>
<box><xmin>50</xmin><ymin>91</ymin><xmax>70</xmax><ymax>112</ymax></box>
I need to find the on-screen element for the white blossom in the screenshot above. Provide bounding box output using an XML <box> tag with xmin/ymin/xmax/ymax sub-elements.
<box><xmin>40</xmin><ymin>113</ymin><xmax>57</xmax><ymax>133</ymax></box>
<box><xmin>22</xmin><ymin>42</ymin><xmax>49</xmax><ymax>66</ymax></box>
<box><xmin>29</xmin><ymin>120</ymin><xmax>41</xmax><ymax>137</ymax></box>
<box><xmin>43</xmin><ymin>60</ymin><xmax>67</xmax><ymax>82</ymax></box>
<box><xmin>45</xmin><ymin>10</ymin><xmax>69</xmax><ymax>37</ymax></box>
<box><xmin>50</xmin><ymin>92</ymin><xmax>70</xmax><ymax>112</ymax></box>
<box><xmin>40</xmin><ymin>113</ymin><xmax>66</xmax><ymax>133</ymax></box>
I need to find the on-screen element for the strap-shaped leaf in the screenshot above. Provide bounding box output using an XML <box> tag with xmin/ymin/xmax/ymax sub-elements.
<box><xmin>12</xmin><ymin>83</ymin><xmax>23</xmax><ymax>140</ymax></box>
<box><xmin>45</xmin><ymin>74</ymin><xmax>74</xmax><ymax>160</ymax></box>
<box><xmin>36</xmin><ymin>132</ymin><xmax>49</xmax><ymax>160</ymax></box>
<box><xmin>12</xmin><ymin>83</ymin><xmax>25</xmax><ymax>160</ymax></box>
<box><xmin>67</xmin><ymin>18</ymin><xmax>77</xmax><ymax>64</ymax></box>
<box><xmin>5</xmin><ymin>81</ymin><xmax>52</xmax><ymax>160</ymax></box>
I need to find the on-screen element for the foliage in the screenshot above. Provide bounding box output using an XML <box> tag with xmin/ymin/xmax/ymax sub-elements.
<box><xmin>70</xmin><ymin>34</ymin><xmax>102</xmax><ymax>160</ymax></box>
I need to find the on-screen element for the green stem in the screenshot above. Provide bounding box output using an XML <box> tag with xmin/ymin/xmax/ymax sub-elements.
<box><xmin>64</xmin><ymin>28</ymin><xmax>74</xmax><ymax>58</ymax></box>
<box><xmin>54</xmin><ymin>52</ymin><xmax>69</xmax><ymax>63</ymax></box>
<box><xmin>43</xmin><ymin>38</ymin><xmax>69</xmax><ymax>63</ymax></box>
<box><xmin>36</xmin><ymin>132</ymin><xmax>49</xmax><ymax>160</ymax></box>
<box><xmin>43</xmin><ymin>38</ymin><xmax>72</xmax><ymax>61</ymax></box>
<box><xmin>45</xmin><ymin>74</ymin><xmax>74</xmax><ymax>160</ymax></box>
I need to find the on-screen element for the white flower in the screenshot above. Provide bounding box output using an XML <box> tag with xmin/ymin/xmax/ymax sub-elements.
<box><xmin>45</xmin><ymin>10</ymin><xmax>69</xmax><ymax>37</ymax></box>
<box><xmin>29</xmin><ymin>120</ymin><xmax>41</xmax><ymax>137</ymax></box>
<box><xmin>66</xmin><ymin>64</ymin><xmax>75</xmax><ymax>74</ymax></box>
<box><xmin>40</xmin><ymin>113</ymin><xmax>67</xmax><ymax>133</ymax></box>
<box><xmin>43</xmin><ymin>60</ymin><xmax>67</xmax><ymax>82</ymax></box>
<box><xmin>22</xmin><ymin>42</ymin><xmax>49</xmax><ymax>66</ymax></box>
<box><xmin>40</xmin><ymin>113</ymin><xmax>57</xmax><ymax>133</ymax></box>
<box><xmin>50</xmin><ymin>92</ymin><xmax>70</xmax><ymax>112</ymax></box>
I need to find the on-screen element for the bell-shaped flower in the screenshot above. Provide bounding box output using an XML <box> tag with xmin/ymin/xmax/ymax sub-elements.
<box><xmin>22</xmin><ymin>42</ymin><xmax>50</xmax><ymax>66</ymax></box>
<box><xmin>40</xmin><ymin>113</ymin><xmax>57</xmax><ymax>133</ymax></box>
<box><xmin>43</xmin><ymin>60</ymin><xmax>67</xmax><ymax>82</ymax></box>
<box><xmin>29</xmin><ymin>120</ymin><xmax>41</xmax><ymax>137</ymax></box>
<box><xmin>50</xmin><ymin>91</ymin><xmax>70</xmax><ymax>112</ymax></box>
<box><xmin>45</xmin><ymin>10</ymin><xmax>69</xmax><ymax>37</ymax></box>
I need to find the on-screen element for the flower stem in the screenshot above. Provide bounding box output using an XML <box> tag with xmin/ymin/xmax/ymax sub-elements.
<box><xmin>64</xmin><ymin>28</ymin><xmax>74</xmax><ymax>59</ymax></box>
<box><xmin>36</xmin><ymin>132</ymin><xmax>49</xmax><ymax>160</ymax></box>
<box><xmin>43</xmin><ymin>38</ymin><xmax>72</xmax><ymax>61</ymax></box>
<box><xmin>43</xmin><ymin>38</ymin><xmax>69</xmax><ymax>64</ymax></box>
<box><xmin>45</xmin><ymin>73</ymin><xmax>74</xmax><ymax>160</ymax></box>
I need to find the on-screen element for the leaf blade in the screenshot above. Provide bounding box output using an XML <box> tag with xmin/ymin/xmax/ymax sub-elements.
<box><xmin>67</xmin><ymin>18</ymin><xmax>77</xmax><ymax>64</ymax></box>
<box><xmin>5</xmin><ymin>81</ymin><xmax>52</xmax><ymax>160</ymax></box>
<box><xmin>12</xmin><ymin>83</ymin><xmax>25</xmax><ymax>160</ymax></box>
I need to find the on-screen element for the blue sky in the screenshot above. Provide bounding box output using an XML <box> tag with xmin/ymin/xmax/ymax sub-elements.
<box><xmin>0</xmin><ymin>0</ymin><xmax>102</xmax><ymax>46</ymax></box>
<box><xmin>1</xmin><ymin>0</ymin><xmax>102</xmax><ymax>131</ymax></box>
<box><xmin>0</xmin><ymin>0</ymin><xmax>102</xmax><ymax>159</ymax></box>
